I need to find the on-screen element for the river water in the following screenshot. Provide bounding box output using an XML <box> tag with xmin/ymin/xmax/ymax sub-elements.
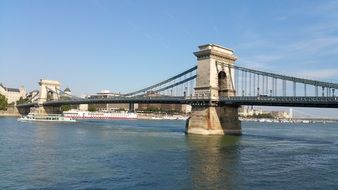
<box><xmin>0</xmin><ymin>117</ymin><xmax>338</xmax><ymax>189</ymax></box>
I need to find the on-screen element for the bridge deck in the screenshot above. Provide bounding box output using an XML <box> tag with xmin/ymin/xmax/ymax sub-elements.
<box><xmin>17</xmin><ymin>96</ymin><xmax>338</xmax><ymax>108</ymax></box>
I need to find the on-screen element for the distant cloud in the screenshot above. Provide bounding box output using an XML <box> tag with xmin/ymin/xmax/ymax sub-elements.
<box><xmin>237</xmin><ymin>0</ymin><xmax>338</xmax><ymax>68</ymax></box>
<box><xmin>277</xmin><ymin>16</ymin><xmax>287</xmax><ymax>21</ymax></box>
<box><xmin>287</xmin><ymin>36</ymin><xmax>338</xmax><ymax>54</ymax></box>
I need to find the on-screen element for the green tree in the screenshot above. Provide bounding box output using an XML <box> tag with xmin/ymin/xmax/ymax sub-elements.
<box><xmin>0</xmin><ymin>94</ymin><xmax>8</xmax><ymax>110</ymax></box>
<box><xmin>61</xmin><ymin>104</ymin><xmax>72</xmax><ymax>112</ymax></box>
<box><xmin>60</xmin><ymin>96</ymin><xmax>71</xmax><ymax>100</ymax></box>
<box><xmin>146</xmin><ymin>106</ymin><xmax>160</xmax><ymax>112</ymax></box>
<box><xmin>16</xmin><ymin>97</ymin><xmax>28</xmax><ymax>105</ymax></box>
<box><xmin>88</xmin><ymin>105</ymin><xmax>97</xmax><ymax>112</ymax></box>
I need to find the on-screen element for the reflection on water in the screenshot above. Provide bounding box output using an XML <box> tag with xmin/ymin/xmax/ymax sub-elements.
<box><xmin>186</xmin><ymin>135</ymin><xmax>241</xmax><ymax>189</ymax></box>
<box><xmin>1</xmin><ymin>118</ymin><xmax>338</xmax><ymax>189</ymax></box>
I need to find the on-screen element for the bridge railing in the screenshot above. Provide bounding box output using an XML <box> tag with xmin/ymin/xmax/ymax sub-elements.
<box><xmin>17</xmin><ymin>94</ymin><xmax>338</xmax><ymax>109</ymax></box>
<box><xmin>220</xmin><ymin>96</ymin><xmax>338</xmax><ymax>102</ymax></box>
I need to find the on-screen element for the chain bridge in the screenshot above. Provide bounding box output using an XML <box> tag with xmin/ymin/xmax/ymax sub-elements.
<box><xmin>17</xmin><ymin>44</ymin><xmax>338</xmax><ymax>135</ymax></box>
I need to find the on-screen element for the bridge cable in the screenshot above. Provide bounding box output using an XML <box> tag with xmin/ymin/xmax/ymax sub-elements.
<box><xmin>124</xmin><ymin>66</ymin><xmax>197</xmax><ymax>96</ymax></box>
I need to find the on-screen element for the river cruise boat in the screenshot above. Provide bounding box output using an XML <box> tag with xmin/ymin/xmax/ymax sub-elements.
<box><xmin>63</xmin><ymin>110</ymin><xmax>138</xmax><ymax>120</ymax></box>
<box><xmin>17</xmin><ymin>114</ymin><xmax>76</xmax><ymax>122</ymax></box>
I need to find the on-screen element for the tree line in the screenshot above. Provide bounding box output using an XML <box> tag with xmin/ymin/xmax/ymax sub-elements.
<box><xmin>0</xmin><ymin>94</ymin><xmax>8</xmax><ymax>110</ymax></box>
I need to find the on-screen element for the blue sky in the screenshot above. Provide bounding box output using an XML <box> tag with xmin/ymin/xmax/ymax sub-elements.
<box><xmin>1</xmin><ymin>0</ymin><xmax>338</xmax><ymax>117</ymax></box>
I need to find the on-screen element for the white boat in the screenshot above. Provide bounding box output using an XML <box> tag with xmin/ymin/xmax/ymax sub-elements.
<box><xmin>163</xmin><ymin>115</ymin><xmax>190</xmax><ymax>120</ymax></box>
<box><xmin>63</xmin><ymin>110</ymin><xmax>138</xmax><ymax>120</ymax></box>
<box><xmin>17</xmin><ymin>114</ymin><xmax>76</xmax><ymax>122</ymax></box>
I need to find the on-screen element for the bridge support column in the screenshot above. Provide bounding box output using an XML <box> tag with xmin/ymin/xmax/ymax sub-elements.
<box><xmin>186</xmin><ymin>44</ymin><xmax>241</xmax><ymax>135</ymax></box>
<box><xmin>186</xmin><ymin>105</ymin><xmax>241</xmax><ymax>135</ymax></box>
<box><xmin>216</xmin><ymin>105</ymin><xmax>241</xmax><ymax>135</ymax></box>
<box><xmin>129</xmin><ymin>103</ymin><xmax>135</xmax><ymax>112</ymax></box>
<box><xmin>186</xmin><ymin>106</ymin><xmax>224</xmax><ymax>135</ymax></box>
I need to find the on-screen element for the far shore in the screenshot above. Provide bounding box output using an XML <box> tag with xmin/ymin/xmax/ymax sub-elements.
<box><xmin>0</xmin><ymin>114</ymin><xmax>20</xmax><ymax>117</ymax></box>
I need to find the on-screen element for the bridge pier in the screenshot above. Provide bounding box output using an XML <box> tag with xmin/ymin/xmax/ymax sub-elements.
<box><xmin>186</xmin><ymin>105</ymin><xmax>241</xmax><ymax>135</ymax></box>
<box><xmin>186</xmin><ymin>44</ymin><xmax>241</xmax><ymax>135</ymax></box>
<box><xmin>216</xmin><ymin>105</ymin><xmax>241</xmax><ymax>135</ymax></box>
<box><xmin>186</xmin><ymin>106</ymin><xmax>224</xmax><ymax>135</ymax></box>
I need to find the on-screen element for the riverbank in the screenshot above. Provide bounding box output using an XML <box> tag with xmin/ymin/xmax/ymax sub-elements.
<box><xmin>240</xmin><ymin>117</ymin><xmax>338</xmax><ymax>124</ymax></box>
<box><xmin>0</xmin><ymin>113</ymin><xmax>19</xmax><ymax>117</ymax></box>
<box><xmin>0</xmin><ymin>105</ymin><xmax>20</xmax><ymax>117</ymax></box>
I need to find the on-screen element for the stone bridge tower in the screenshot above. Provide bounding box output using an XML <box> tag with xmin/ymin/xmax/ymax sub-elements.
<box><xmin>186</xmin><ymin>44</ymin><xmax>241</xmax><ymax>135</ymax></box>
<box><xmin>30</xmin><ymin>79</ymin><xmax>62</xmax><ymax>115</ymax></box>
<box><xmin>38</xmin><ymin>79</ymin><xmax>61</xmax><ymax>104</ymax></box>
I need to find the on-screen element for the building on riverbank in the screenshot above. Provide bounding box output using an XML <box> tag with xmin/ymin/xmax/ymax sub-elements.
<box><xmin>239</xmin><ymin>106</ymin><xmax>292</xmax><ymax>119</ymax></box>
<box><xmin>239</xmin><ymin>106</ymin><xmax>266</xmax><ymax>117</ymax></box>
<box><xmin>0</xmin><ymin>83</ymin><xmax>26</xmax><ymax>104</ymax></box>
<box><xmin>270</xmin><ymin>110</ymin><xmax>292</xmax><ymax>119</ymax></box>
<box><xmin>137</xmin><ymin>91</ymin><xmax>191</xmax><ymax>114</ymax></box>
<box><xmin>87</xmin><ymin>90</ymin><xmax>130</xmax><ymax>111</ymax></box>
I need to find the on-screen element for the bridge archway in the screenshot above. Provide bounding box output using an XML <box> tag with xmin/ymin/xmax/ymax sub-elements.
<box><xmin>218</xmin><ymin>71</ymin><xmax>227</xmax><ymax>97</ymax></box>
<box><xmin>38</xmin><ymin>79</ymin><xmax>61</xmax><ymax>104</ymax></box>
<box><xmin>47</xmin><ymin>90</ymin><xmax>54</xmax><ymax>101</ymax></box>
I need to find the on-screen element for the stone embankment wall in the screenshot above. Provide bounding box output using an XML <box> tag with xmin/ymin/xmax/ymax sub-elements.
<box><xmin>0</xmin><ymin>106</ymin><xmax>20</xmax><ymax>117</ymax></box>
